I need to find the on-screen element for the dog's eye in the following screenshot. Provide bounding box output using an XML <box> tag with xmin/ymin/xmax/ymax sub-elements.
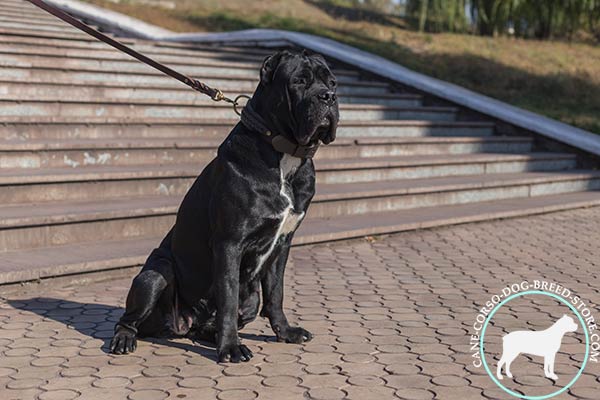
<box><xmin>292</xmin><ymin>77</ymin><xmax>307</xmax><ymax>86</ymax></box>
<box><xmin>329</xmin><ymin>79</ymin><xmax>337</xmax><ymax>88</ymax></box>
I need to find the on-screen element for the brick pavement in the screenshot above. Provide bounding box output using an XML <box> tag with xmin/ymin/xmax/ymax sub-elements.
<box><xmin>1</xmin><ymin>207</ymin><xmax>599</xmax><ymax>400</ymax></box>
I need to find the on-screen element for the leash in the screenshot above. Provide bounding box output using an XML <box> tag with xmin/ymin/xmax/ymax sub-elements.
<box><xmin>26</xmin><ymin>0</ymin><xmax>248</xmax><ymax>113</ymax></box>
<box><xmin>26</xmin><ymin>0</ymin><xmax>320</xmax><ymax>158</ymax></box>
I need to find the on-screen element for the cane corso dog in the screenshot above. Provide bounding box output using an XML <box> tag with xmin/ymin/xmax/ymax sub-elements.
<box><xmin>110</xmin><ymin>50</ymin><xmax>339</xmax><ymax>362</ymax></box>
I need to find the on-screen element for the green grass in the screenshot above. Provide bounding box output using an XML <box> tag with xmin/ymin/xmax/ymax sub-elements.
<box><xmin>86</xmin><ymin>0</ymin><xmax>600</xmax><ymax>135</ymax></box>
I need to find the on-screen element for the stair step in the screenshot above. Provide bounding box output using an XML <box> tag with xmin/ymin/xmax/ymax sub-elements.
<box><xmin>1</xmin><ymin>171</ymin><xmax>598</xmax><ymax>251</ymax></box>
<box><xmin>0</xmin><ymin>52</ymin><xmax>363</xmax><ymax>81</ymax></box>
<box><xmin>298</xmin><ymin>191</ymin><xmax>600</xmax><ymax>243</ymax></box>
<box><xmin>2</xmin><ymin>190</ymin><xmax>599</xmax><ymax>284</ymax></box>
<box><xmin>0</xmin><ymin>118</ymin><xmax>495</xmax><ymax>140</ymax></box>
<box><xmin>315</xmin><ymin>152</ymin><xmax>576</xmax><ymax>183</ymax></box>
<box><xmin>0</xmin><ymin>3</ymin><xmax>58</xmax><ymax>18</ymax></box>
<box><xmin>0</xmin><ymin>153</ymin><xmax>578</xmax><ymax>203</ymax></box>
<box><xmin>0</xmin><ymin>81</ymin><xmax>421</xmax><ymax>107</ymax></box>
<box><xmin>0</xmin><ymin>42</ymin><xmax>358</xmax><ymax>75</ymax></box>
<box><xmin>0</xmin><ymin>99</ymin><xmax>456</xmax><ymax>121</ymax></box>
<box><xmin>0</xmin><ymin>66</ymin><xmax>391</xmax><ymax>95</ymax></box>
<box><xmin>0</xmin><ymin>20</ymin><xmax>87</xmax><ymax>35</ymax></box>
<box><xmin>0</xmin><ymin>33</ymin><xmax>280</xmax><ymax>62</ymax></box>
<box><xmin>0</xmin><ymin>136</ymin><xmax>533</xmax><ymax>168</ymax></box>
<box><xmin>1</xmin><ymin>66</ymin><xmax>393</xmax><ymax>95</ymax></box>
<box><xmin>0</xmin><ymin>14</ymin><xmax>72</xmax><ymax>28</ymax></box>
<box><xmin>0</xmin><ymin>9</ymin><xmax>62</xmax><ymax>22</ymax></box>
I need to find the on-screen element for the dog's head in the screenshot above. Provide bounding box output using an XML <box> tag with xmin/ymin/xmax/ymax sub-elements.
<box><xmin>250</xmin><ymin>49</ymin><xmax>339</xmax><ymax>146</ymax></box>
<box><xmin>558</xmin><ymin>315</ymin><xmax>578</xmax><ymax>333</ymax></box>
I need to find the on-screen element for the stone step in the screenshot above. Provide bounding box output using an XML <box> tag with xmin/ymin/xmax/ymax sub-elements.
<box><xmin>314</xmin><ymin>152</ymin><xmax>576</xmax><ymax>183</ymax></box>
<box><xmin>0</xmin><ymin>19</ymin><xmax>88</xmax><ymax>35</ymax></box>
<box><xmin>0</xmin><ymin>153</ymin><xmax>577</xmax><ymax>203</ymax></box>
<box><xmin>0</xmin><ymin>28</ymin><xmax>296</xmax><ymax>59</ymax></box>
<box><xmin>0</xmin><ymin>9</ymin><xmax>62</xmax><ymax>22</ymax></box>
<box><xmin>0</xmin><ymin>66</ymin><xmax>393</xmax><ymax>95</ymax></box>
<box><xmin>0</xmin><ymin>99</ymin><xmax>457</xmax><ymax>121</ymax></box>
<box><xmin>0</xmin><ymin>136</ymin><xmax>533</xmax><ymax>169</ymax></box>
<box><xmin>1</xmin><ymin>171</ymin><xmax>598</xmax><ymax>251</ymax></box>
<box><xmin>0</xmin><ymin>118</ymin><xmax>495</xmax><ymax>140</ymax></box>
<box><xmin>0</xmin><ymin>2</ymin><xmax>57</xmax><ymax>18</ymax></box>
<box><xmin>0</xmin><ymin>81</ymin><xmax>422</xmax><ymax>107</ymax></box>
<box><xmin>0</xmin><ymin>51</ymin><xmax>362</xmax><ymax>81</ymax></box>
<box><xmin>0</xmin><ymin>13</ymin><xmax>72</xmax><ymax>28</ymax></box>
<box><xmin>0</xmin><ymin>40</ymin><xmax>358</xmax><ymax>74</ymax></box>
<box><xmin>2</xmin><ymin>189</ymin><xmax>600</xmax><ymax>284</ymax></box>
<box><xmin>3</xmin><ymin>0</ymin><xmax>54</xmax><ymax>8</ymax></box>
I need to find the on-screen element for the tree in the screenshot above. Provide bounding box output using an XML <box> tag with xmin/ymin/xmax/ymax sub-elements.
<box><xmin>406</xmin><ymin>0</ymin><xmax>468</xmax><ymax>33</ymax></box>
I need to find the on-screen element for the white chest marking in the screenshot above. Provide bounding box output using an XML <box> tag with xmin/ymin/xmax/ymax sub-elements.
<box><xmin>252</xmin><ymin>154</ymin><xmax>305</xmax><ymax>278</ymax></box>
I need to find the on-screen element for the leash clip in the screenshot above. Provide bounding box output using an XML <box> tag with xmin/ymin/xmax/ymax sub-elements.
<box><xmin>210</xmin><ymin>91</ymin><xmax>249</xmax><ymax>117</ymax></box>
<box><xmin>233</xmin><ymin>95</ymin><xmax>251</xmax><ymax>116</ymax></box>
<box><xmin>211</xmin><ymin>89</ymin><xmax>225</xmax><ymax>102</ymax></box>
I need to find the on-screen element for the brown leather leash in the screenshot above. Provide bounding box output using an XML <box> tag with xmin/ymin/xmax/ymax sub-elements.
<box><xmin>26</xmin><ymin>0</ymin><xmax>249</xmax><ymax>114</ymax></box>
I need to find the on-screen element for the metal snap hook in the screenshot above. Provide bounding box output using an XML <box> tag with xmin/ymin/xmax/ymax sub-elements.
<box><xmin>233</xmin><ymin>95</ymin><xmax>251</xmax><ymax>116</ymax></box>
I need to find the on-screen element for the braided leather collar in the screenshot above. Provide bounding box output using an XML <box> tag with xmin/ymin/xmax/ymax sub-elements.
<box><xmin>240</xmin><ymin>103</ymin><xmax>320</xmax><ymax>159</ymax></box>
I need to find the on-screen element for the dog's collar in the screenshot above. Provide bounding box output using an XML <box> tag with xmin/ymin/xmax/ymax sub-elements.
<box><xmin>240</xmin><ymin>103</ymin><xmax>320</xmax><ymax>159</ymax></box>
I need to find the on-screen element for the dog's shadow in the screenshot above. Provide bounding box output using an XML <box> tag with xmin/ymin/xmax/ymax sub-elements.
<box><xmin>7</xmin><ymin>297</ymin><xmax>273</xmax><ymax>362</ymax></box>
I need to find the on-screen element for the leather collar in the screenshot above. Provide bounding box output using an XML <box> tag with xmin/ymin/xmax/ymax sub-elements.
<box><xmin>240</xmin><ymin>103</ymin><xmax>320</xmax><ymax>159</ymax></box>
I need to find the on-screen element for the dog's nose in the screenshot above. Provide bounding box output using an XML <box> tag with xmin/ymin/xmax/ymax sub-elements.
<box><xmin>318</xmin><ymin>90</ymin><xmax>337</xmax><ymax>105</ymax></box>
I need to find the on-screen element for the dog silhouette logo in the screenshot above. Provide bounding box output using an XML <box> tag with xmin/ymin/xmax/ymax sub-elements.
<box><xmin>497</xmin><ymin>315</ymin><xmax>578</xmax><ymax>381</ymax></box>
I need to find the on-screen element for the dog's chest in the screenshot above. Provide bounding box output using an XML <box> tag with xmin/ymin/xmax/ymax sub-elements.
<box><xmin>251</xmin><ymin>154</ymin><xmax>304</xmax><ymax>278</ymax></box>
<box><xmin>278</xmin><ymin>154</ymin><xmax>304</xmax><ymax>234</ymax></box>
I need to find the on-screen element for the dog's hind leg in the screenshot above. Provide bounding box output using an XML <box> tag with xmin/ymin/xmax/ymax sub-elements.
<box><xmin>504</xmin><ymin>353</ymin><xmax>517</xmax><ymax>378</ymax></box>
<box><xmin>110</xmin><ymin>244</ymin><xmax>176</xmax><ymax>354</ymax></box>
<box><xmin>497</xmin><ymin>355</ymin><xmax>506</xmax><ymax>380</ymax></box>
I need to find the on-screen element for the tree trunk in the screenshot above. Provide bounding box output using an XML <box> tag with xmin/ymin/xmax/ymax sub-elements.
<box><xmin>418</xmin><ymin>0</ymin><xmax>428</xmax><ymax>32</ymax></box>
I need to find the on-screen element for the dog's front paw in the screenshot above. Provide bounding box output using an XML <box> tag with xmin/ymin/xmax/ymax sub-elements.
<box><xmin>110</xmin><ymin>326</ymin><xmax>137</xmax><ymax>355</ymax></box>
<box><xmin>217</xmin><ymin>342</ymin><xmax>253</xmax><ymax>363</ymax></box>
<box><xmin>277</xmin><ymin>326</ymin><xmax>313</xmax><ymax>344</ymax></box>
<box><xmin>547</xmin><ymin>373</ymin><xmax>558</xmax><ymax>381</ymax></box>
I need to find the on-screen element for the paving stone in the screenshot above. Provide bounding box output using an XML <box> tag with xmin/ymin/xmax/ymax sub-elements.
<box><xmin>92</xmin><ymin>376</ymin><xmax>131</xmax><ymax>388</ymax></box>
<box><xmin>143</xmin><ymin>365</ymin><xmax>179</xmax><ymax>377</ymax></box>
<box><xmin>129</xmin><ymin>389</ymin><xmax>169</xmax><ymax>400</ymax></box>
<box><xmin>31</xmin><ymin>356</ymin><xmax>66</xmax><ymax>367</ymax></box>
<box><xmin>431</xmin><ymin>374</ymin><xmax>470</xmax><ymax>387</ymax></box>
<box><xmin>223</xmin><ymin>364</ymin><xmax>260</xmax><ymax>377</ymax></box>
<box><xmin>346</xmin><ymin>374</ymin><xmax>385</xmax><ymax>386</ymax></box>
<box><xmin>7</xmin><ymin>377</ymin><xmax>46</xmax><ymax>390</ymax></box>
<box><xmin>177</xmin><ymin>376</ymin><xmax>216</xmax><ymax>388</ymax></box>
<box><xmin>306</xmin><ymin>387</ymin><xmax>347</xmax><ymax>400</ymax></box>
<box><xmin>217</xmin><ymin>389</ymin><xmax>259</xmax><ymax>400</ymax></box>
<box><xmin>394</xmin><ymin>388</ymin><xmax>435</xmax><ymax>400</ymax></box>
<box><xmin>38</xmin><ymin>389</ymin><xmax>81</xmax><ymax>400</ymax></box>
<box><xmin>344</xmin><ymin>385</ymin><xmax>396</xmax><ymax>400</ymax></box>
<box><xmin>129</xmin><ymin>376</ymin><xmax>179</xmax><ymax>391</ymax></box>
<box><xmin>261</xmin><ymin>375</ymin><xmax>301</xmax><ymax>387</ymax></box>
<box><xmin>61</xmin><ymin>366</ymin><xmax>99</xmax><ymax>378</ymax></box>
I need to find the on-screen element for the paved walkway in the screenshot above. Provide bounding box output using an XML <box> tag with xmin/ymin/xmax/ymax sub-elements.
<box><xmin>1</xmin><ymin>207</ymin><xmax>599</xmax><ymax>400</ymax></box>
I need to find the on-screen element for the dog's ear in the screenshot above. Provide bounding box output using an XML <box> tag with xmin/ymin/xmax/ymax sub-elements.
<box><xmin>260</xmin><ymin>51</ymin><xmax>289</xmax><ymax>84</ymax></box>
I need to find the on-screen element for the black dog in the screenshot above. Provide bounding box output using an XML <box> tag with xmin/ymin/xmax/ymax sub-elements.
<box><xmin>109</xmin><ymin>50</ymin><xmax>339</xmax><ymax>363</ymax></box>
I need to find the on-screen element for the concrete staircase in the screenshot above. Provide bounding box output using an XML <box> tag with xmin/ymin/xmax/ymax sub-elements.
<box><xmin>1</xmin><ymin>0</ymin><xmax>600</xmax><ymax>284</ymax></box>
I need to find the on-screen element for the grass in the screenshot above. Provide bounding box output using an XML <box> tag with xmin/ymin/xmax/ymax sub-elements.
<box><xmin>85</xmin><ymin>0</ymin><xmax>600</xmax><ymax>135</ymax></box>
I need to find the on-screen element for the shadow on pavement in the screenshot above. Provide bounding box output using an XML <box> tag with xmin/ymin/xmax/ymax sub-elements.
<box><xmin>7</xmin><ymin>297</ymin><xmax>273</xmax><ymax>361</ymax></box>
